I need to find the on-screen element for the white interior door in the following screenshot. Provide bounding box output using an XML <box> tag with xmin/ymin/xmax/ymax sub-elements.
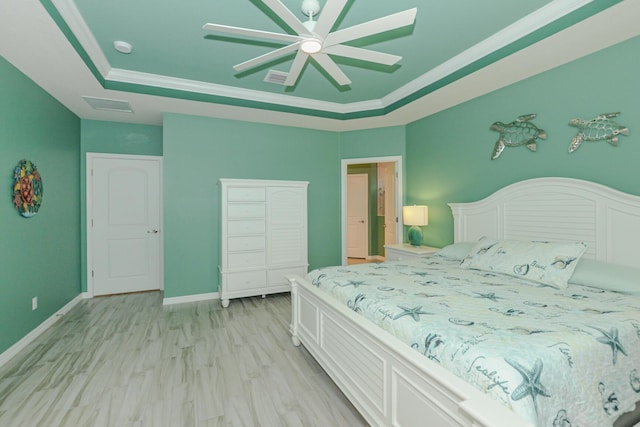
<box><xmin>88</xmin><ymin>155</ymin><xmax>162</xmax><ymax>296</ymax></box>
<box><xmin>383</xmin><ymin>163</ymin><xmax>397</xmax><ymax>246</ymax></box>
<box><xmin>347</xmin><ymin>174</ymin><xmax>368</xmax><ymax>258</ymax></box>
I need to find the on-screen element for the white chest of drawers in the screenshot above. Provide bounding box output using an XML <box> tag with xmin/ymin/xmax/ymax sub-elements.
<box><xmin>219</xmin><ymin>179</ymin><xmax>308</xmax><ymax>307</ymax></box>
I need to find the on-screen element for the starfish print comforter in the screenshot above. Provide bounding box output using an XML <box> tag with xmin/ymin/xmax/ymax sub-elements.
<box><xmin>306</xmin><ymin>256</ymin><xmax>640</xmax><ymax>427</ymax></box>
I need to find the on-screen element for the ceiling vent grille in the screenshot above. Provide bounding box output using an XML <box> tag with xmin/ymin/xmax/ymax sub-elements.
<box><xmin>264</xmin><ymin>70</ymin><xmax>289</xmax><ymax>85</ymax></box>
<box><xmin>82</xmin><ymin>96</ymin><xmax>133</xmax><ymax>113</ymax></box>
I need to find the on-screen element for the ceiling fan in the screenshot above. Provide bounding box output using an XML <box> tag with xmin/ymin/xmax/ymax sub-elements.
<box><xmin>203</xmin><ymin>0</ymin><xmax>417</xmax><ymax>87</ymax></box>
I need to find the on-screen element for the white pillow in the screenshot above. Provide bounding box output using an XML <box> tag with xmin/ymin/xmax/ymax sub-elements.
<box><xmin>435</xmin><ymin>242</ymin><xmax>475</xmax><ymax>260</ymax></box>
<box><xmin>460</xmin><ymin>237</ymin><xmax>587</xmax><ymax>289</ymax></box>
<box><xmin>569</xmin><ymin>258</ymin><xmax>640</xmax><ymax>294</ymax></box>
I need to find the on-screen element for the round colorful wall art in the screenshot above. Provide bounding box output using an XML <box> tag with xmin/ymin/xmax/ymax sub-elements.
<box><xmin>13</xmin><ymin>159</ymin><xmax>43</xmax><ymax>218</ymax></box>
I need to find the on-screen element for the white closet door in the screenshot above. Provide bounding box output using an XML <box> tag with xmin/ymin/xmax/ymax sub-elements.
<box><xmin>267</xmin><ymin>187</ymin><xmax>307</xmax><ymax>267</ymax></box>
<box><xmin>90</xmin><ymin>156</ymin><xmax>162</xmax><ymax>296</ymax></box>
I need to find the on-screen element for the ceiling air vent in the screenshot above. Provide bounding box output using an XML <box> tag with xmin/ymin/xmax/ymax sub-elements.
<box><xmin>82</xmin><ymin>96</ymin><xmax>133</xmax><ymax>113</ymax></box>
<box><xmin>264</xmin><ymin>70</ymin><xmax>289</xmax><ymax>85</ymax></box>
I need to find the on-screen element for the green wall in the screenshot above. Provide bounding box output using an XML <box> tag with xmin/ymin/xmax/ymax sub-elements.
<box><xmin>80</xmin><ymin>120</ymin><xmax>162</xmax><ymax>292</ymax></box>
<box><xmin>406</xmin><ymin>35</ymin><xmax>640</xmax><ymax>249</ymax></box>
<box><xmin>0</xmin><ymin>56</ymin><xmax>81</xmax><ymax>354</ymax></box>
<box><xmin>340</xmin><ymin>126</ymin><xmax>406</xmax><ymax>159</ymax></box>
<box><xmin>162</xmin><ymin>113</ymin><xmax>341</xmax><ymax>298</ymax></box>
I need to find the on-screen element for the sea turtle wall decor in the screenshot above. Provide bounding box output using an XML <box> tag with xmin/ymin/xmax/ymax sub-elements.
<box><xmin>489</xmin><ymin>113</ymin><xmax>547</xmax><ymax>160</ymax></box>
<box><xmin>568</xmin><ymin>112</ymin><xmax>629</xmax><ymax>153</ymax></box>
<box><xmin>13</xmin><ymin>159</ymin><xmax>43</xmax><ymax>218</ymax></box>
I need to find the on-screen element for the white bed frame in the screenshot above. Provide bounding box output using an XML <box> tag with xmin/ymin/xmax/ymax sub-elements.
<box><xmin>288</xmin><ymin>178</ymin><xmax>640</xmax><ymax>427</ymax></box>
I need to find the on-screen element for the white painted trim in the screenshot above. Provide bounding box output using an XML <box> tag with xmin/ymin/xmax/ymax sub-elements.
<box><xmin>86</xmin><ymin>153</ymin><xmax>164</xmax><ymax>297</ymax></box>
<box><xmin>106</xmin><ymin>68</ymin><xmax>384</xmax><ymax>115</ymax></box>
<box><xmin>162</xmin><ymin>292</ymin><xmax>220</xmax><ymax>306</ymax></box>
<box><xmin>0</xmin><ymin>294</ymin><xmax>83</xmax><ymax>369</ymax></box>
<box><xmin>49</xmin><ymin>0</ymin><xmax>593</xmax><ymax>116</ymax></box>
<box><xmin>341</xmin><ymin>156</ymin><xmax>403</xmax><ymax>266</ymax></box>
<box><xmin>51</xmin><ymin>0</ymin><xmax>111</xmax><ymax>76</ymax></box>
<box><xmin>382</xmin><ymin>0</ymin><xmax>592</xmax><ymax>107</ymax></box>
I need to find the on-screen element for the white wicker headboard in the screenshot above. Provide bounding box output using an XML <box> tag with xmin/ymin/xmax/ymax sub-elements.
<box><xmin>448</xmin><ymin>177</ymin><xmax>640</xmax><ymax>268</ymax></box>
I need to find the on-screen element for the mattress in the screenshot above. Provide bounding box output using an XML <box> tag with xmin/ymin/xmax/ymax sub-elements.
<box><xmin>305</xmin><ymin>255</ymin><xmax>640</xmax><ymax>427</ymax></box>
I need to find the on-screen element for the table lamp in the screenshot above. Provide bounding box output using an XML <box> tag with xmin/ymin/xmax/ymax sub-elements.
<box><xmin>402</xmin><ymin>205</ymin><xmax>428</xmax><ymax>246</ymax></box>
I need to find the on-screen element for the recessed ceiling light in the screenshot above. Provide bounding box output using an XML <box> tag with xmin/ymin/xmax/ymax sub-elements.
<box><xmin>114</xmin><ymin>40</ymin><xmax>133</xmax><ymax>54</ymax></box>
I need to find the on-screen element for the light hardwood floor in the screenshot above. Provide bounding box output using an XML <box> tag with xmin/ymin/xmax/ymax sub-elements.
<box><xmin>0</xmin><ymin>292</ymin><xmax>367</xmax><ymax>427</ymax></box>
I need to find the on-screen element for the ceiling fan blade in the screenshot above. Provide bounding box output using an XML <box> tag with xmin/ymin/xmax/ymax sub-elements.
<box><xmin>322</xmin><ymin>45</ymin><xmax>401</xmax><ymax>66</ymax></box>
<box><xmin>313</xmin><ymin>0</ymin><xmax>348</xmax><ymax>38</ymax></box>
<box><xmin>312</xmin><ymin>53</ymin><xmax>351</xmax><ymax>86</ymax></box>
<box><xmin>234</xmin><ymin>42</ymin><xmax>301</xmax><ymax>72</ymax></box>
<box><xmin>203</xmin><ymin>23</ymin><xmax>303</xmax><ymax>44</ymax></box>
<box><xmin>323</xmin><ymin>8</ymin><xmax>417</xmax><ymax>47</ymax></box>
<box><xmin>262</xmin><ymin>0</ymin><xmax>312</xmax><ymax>36</ymax></box>
<box><xmin>284</xmin><ymin>50</ymin><xmax>309</xmax><ymax>86</ymax></box>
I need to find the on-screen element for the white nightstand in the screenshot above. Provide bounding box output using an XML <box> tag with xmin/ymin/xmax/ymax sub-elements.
<box><xmin>384</xmin><ymin>243</ymin><xmax>439</xmax><ymax>261</ymax></box>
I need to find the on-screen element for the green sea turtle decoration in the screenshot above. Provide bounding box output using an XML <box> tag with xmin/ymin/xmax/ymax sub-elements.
<box><xmin>568</xmin><ymin>112</ymin><xmax>629</xmax><ymax>153</ymax></box>
<box><xmin>489</xmin><ymin>113</ymin><xmax>547</xmax><ymax>160</ymax></box>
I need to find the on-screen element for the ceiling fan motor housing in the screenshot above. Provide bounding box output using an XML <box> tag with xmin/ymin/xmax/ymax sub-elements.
<box><xmin>301</xmin><ymin>0</ymin><xmax>321</xmax><ymax>17</ymax></box>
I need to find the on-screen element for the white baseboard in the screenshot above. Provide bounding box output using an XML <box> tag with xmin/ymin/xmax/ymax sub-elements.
<box><xmin>162</xmin><ymin>292</ymin><xmax>219</xmax><ymax>306</ymax></box>
<box><xmin>0</xmin><ymin>294</ymin><xmax>83</xmax><ymax>369</ymax></box>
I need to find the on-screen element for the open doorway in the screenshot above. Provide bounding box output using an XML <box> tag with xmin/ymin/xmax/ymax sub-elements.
<box><xmin>341</xmin><ymin>156</ymin><xmax>403</xmax><ymax>265</ymax></box>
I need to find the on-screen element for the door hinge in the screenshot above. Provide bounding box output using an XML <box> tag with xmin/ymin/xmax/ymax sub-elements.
<box><xmin>91</xmin><ymin>270</ymin><xmax>94</xmax><ymax>278</ymax></box>
<box><xmin>91</xmin><ymin>168</ymin><xmax>93</xmax><ymax>177</ymax></box>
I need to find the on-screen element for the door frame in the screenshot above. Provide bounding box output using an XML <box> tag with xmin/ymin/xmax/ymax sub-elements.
<box><xmin>86</xmin><ymin>153</ymin><xmax>164</xmax><ymax>297</ymax></box>
<box><xmin>341</xmin><ymin>156</ymin><xmax>403</xmax><ymax>265</ymax></box>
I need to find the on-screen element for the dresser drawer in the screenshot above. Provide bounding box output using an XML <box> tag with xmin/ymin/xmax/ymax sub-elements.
<box><xmin>228</xmin><ymin>187</ymin><xmax>265</xmax><ymax>202</ymax></box>
<box><xmin>268</xmin><ymin>266</ymin><xmax>307</xmax><ymax>287</ymax></box>
<box><xmin>228</xmin><ymin>236</ymin><xmax>265</xmax><ymax>252</ymax></box>
<box><xmin>228</xmin><ymin>203</ymin><xmax>265</xmax><ymax>218</ymax></box>
<box><xmin>228</xmin><ymin>251</ymin><xmax>265</xmax><ymax>269</ymax></box>
<box><xmin>224</xmin><ymin>270</ymin><xmax>266</xmax><ymax>292</ymax></box>
<box><xmin>228</xmin><ymin>220</ymin><xmax>265</xmax><ymax>236</ymax></box>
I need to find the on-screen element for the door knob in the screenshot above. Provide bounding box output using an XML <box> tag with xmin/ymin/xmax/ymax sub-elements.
<box><xmin>147</xmin><ymin>229</ymin><xmax>159</xmax><ymax>234</ymax></box>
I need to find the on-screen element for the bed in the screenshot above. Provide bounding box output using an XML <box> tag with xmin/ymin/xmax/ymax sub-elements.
<box><xmin>287</xmin><ymin>177</ymin><xmax>640</xmax><ymax>427</ymax></box>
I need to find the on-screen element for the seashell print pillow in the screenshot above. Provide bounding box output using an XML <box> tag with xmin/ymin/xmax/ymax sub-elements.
<box><xmin>460</xmin><ymin>237</ymin><xmax>587</xmax><ymax>289</ymax></box>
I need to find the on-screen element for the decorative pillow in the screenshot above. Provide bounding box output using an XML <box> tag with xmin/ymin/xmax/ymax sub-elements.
<box><xmin>569</xmin><ymin>258</ymin><xmax>640</xmax><ymax>294</ymax></box>
<box><xmin>435</xmin><ymin>242</ymin><xmax>475</xmax><ymax>260</ymax></box>
<box><xmin>460</xmin><ymin>237</ymin><xmax>587</xmax><ymax>289</ymax></box>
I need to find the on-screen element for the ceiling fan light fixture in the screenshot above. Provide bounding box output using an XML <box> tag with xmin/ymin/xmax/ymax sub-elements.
<box><xmin>300</xmin><ymin>38</ymin><xmax>322</xmax><ymax>54</ymax></box>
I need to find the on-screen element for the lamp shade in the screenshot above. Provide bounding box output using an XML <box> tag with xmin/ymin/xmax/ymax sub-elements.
<box><xmin>402</xmin><ymin>205</ymin><xmax>428</xmax><ymax>226</ymax></box>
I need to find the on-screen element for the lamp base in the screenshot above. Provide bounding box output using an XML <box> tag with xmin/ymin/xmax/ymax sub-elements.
<box><xmin>407</xmin><ymin>226</ymin><xmax>423</xmax><ymax>246</ymax></box>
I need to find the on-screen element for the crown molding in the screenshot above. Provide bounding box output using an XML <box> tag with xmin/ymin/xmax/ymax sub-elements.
<box><xmin>381</xmin><ymin>0</ymin><xmax>592</xmax><ymax>106</ymax></box>
<box><xmin>105</xmin><ymin>68</ymin><xmax>385</xmax><ymax>115</ymax></box>
<box><xmin>51</xmin><ymin>0</ymin><xmax>110</xmax><ymax>76</ymax></box>
<box><xmin>44</xmin><ymin>0</ymin><xmax>618</xmax><ymax>121</ymax></box>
